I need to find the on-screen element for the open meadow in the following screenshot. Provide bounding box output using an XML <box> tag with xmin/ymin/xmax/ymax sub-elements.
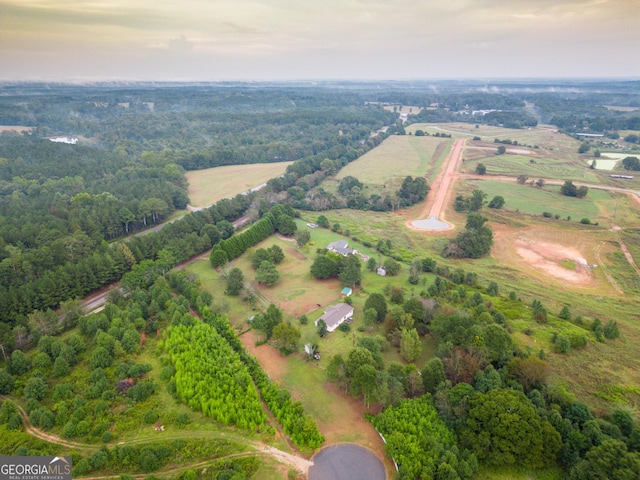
<box><xmin>463</xmin><ymin>178</ymin><xmax>613</xmax><ymax>221</ymax></box>
<box><xmin>185</xmin><ymin>162</ymin><xmax>293</xmax><ymax>207</ymax></box>
<box><xmin>336</xmin><ymin>135</ymin><xmax>451</xmax><ymax>186</ymax></box>
<box><xmin>407</xmin><ymin>123</ymin><xmax>621</xmax><ymax>181</ymax></box>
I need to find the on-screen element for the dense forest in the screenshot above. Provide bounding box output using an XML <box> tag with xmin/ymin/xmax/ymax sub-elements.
<box><xmin>0</xmin><ymin>85</ymin><xmax>397</xmax><ymax>349</ymax></box>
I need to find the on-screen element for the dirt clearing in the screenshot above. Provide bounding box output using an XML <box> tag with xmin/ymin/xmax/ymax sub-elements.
<box><xmin>514</xmin><ymin>238</ymin><xmax>592</xmax><ymax>284</ymax></box>
<box><xmin>240</xmin><ymin>329</ymin><xmax>288</xmax><ymax>382</ymax></box>
<box><xmin>491</xmin><ymin>224</ymin><xmax>621</xmax><ymax>294</ymax></box>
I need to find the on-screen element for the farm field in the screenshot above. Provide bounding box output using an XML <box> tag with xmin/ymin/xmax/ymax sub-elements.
<box><xmin>336</xmin><ymin>135</ymin><xmax>451</xmax><ymax>186</ymax></box>
<box><xmin>406</xmin><ymin>123</ymin><xmax>572</xmax><ymax>151</ymax></box>
<box><xmin>185</xmin><ymin>162</ymin><xmax>293</xmax><ymax>207</ymax></box>
<box><xmin>461</xmin><ymin>151</ymin><xmax>601</xmax><ymax>182</ymax></box>
<box><xmin>600</xmin><ymin>152</ymin><xmax>633</xmax><ymax>159</ymax></box>
<box><xmin>464</xmin><ymin>178</ymin><xmax>613</xmax><ymax>221</ymax></box>
<box><xmin>365</xmin><ymin>102</ymin><xmax>422</xmax><ymax>115</ymax></box>
<box><xmin>591</xmin><ymin>158</ymin><xmax>618</xmax><ymax>170</ymax></box>
<box><xmin>407</xmin><ymin>122</ymin><xmax>622</xmax><ymax>175</ymax></box>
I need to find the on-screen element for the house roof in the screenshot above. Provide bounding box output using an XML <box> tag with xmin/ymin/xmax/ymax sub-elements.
<box><xmin>341</xmin><ymin>287</ymin><xmax>352</xmax><ymax>295</ymax></box>
<box><xmin>319</xmin><ymin>303</ymin><xmax>354</xmax><ymax>330</ymax></box>
<box><xmin>327</xmin><ymin>240</ymin><xmax>354</xmax><ymax>256</ymax></box>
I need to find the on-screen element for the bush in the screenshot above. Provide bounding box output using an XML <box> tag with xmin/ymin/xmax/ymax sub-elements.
<box><xmin>0</xmin><ymin>371</ymin><xmax>15</xmax><ymax>394</ymax></box>
<box><xmin>175</xmin><ymin>412</ymin><xmax>190</xmax><ymax>427</ymax></box>
<box><xmin>555</xmin><ymin>334</ymin><xmax>571</xmax><ymax>353</ymax></box>
<box><xmin>604</xmin><ymin>321</ymin><xmax>620</xmax><ymax>339</ymax></box>
<box><xmin>338</xmin><ymin>323</ymin><xmax>351</xmax><ymax>332</ymax></box>
<box><xmin>144</xmin><ymin>411</ymin><xmax>159</xmax><ymax>424</ymax></box>
<box><xmin>24</xmin><ymin>376</ymin><xmax>48</xmax><ymax>401</ymax></box>
<box><xmin>63</xmin><ymin>420</ymin><xmax>77</xmax><ymax>438</ymax></box>
<box><xmin>580</xmin><ymin>218</ymin><xmax>591</xmax><ymax>225</ymax></box>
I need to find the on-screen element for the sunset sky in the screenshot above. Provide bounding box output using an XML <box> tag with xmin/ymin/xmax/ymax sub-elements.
<box><xmin>1</xmin><ymin>0</ymin><xmax>639</xmax><ymax>81</ymax></box>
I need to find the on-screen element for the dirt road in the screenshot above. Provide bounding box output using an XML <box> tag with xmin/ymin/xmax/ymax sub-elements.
<box><xmin>428</xmin><ymin>138</ymin><xmax>465</xmax><ymax>219</ymax></box>
<box><xmin>0</xmin><ymin>395</ymin><xmax>313</xmax><ymax>476</ymax></box>
<box><xmin>407</xmin><ymin>138</ymin><xmax>465</xmax><ymax>231</ymax></box>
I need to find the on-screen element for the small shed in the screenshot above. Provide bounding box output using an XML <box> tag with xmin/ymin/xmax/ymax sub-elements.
<box><xmin>341</xmin><ymin>287</ymin><xmax>352</xmax><ymax>297</ymax></box>
<box><xmin>377</xmin><ymin>267</ymin><xmax>386</xmax><ymax>276</ymax></box>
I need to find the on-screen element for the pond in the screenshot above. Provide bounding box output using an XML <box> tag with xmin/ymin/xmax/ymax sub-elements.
<box><xmin>308</xmin><ymin>444</ymin><xmax>386</xmax><ymax>480</ymax></box>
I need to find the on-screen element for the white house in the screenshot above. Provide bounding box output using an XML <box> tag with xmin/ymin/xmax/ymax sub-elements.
<box><xmin>327</xmin><ymin>240</ymin><xmax>356</xmax><ymax>257</ymax></box>
<box><xmin>315</xmin><ymin>303</ymin><xmax>354</xmax><ymax>333</ymax></box>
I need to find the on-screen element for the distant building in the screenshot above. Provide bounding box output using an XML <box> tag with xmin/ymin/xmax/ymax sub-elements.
<box><xmin>315</xmin><ymin>303</ymin><xmax>354</xmax><ymax>333</ymax></box>
<box><xmin>307</xmin><ymin>223</ymin><xmax>319</xmax><ymax>228</ymax></box>
<box><xmin>327</xmin><ymin>240</ymin><xmax>356</xmax><ymax>257</ymax></box>
<box><xmin>50</xmin><ymin>136</ymin><xmax>78</xmax><ymax>144</ymax></box>
<box><xmin>377</xmin><ymin>267</ymin><xmax>386</xmax><ymax>276</ymax></box>
<box><xmin>341</xmin><ymin>287</ymin><xmax>352</xmax><ymax>297</ymax></box>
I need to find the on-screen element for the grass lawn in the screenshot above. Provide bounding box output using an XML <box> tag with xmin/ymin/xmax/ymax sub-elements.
<box><xmin>185</xmin><ymin>162</ymin><xmax>293</xmax><ymax>207</ymax></box>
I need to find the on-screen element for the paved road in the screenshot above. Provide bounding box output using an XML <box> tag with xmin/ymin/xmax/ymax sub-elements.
<box><xmin>309</xmin><ymin>444</ymin><xmax>386</xmax><ymax>480</ymax></box>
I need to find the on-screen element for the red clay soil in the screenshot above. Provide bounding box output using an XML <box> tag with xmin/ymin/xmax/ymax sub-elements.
<box><xmin>405</xmin><ymin>138</ymin><xmax>466</xmax><ymax>233</ymax></box>
<box><xmin>240</xmin><ymin>329</ymin><xmax>289</xmax><ymax>382</ymax></box>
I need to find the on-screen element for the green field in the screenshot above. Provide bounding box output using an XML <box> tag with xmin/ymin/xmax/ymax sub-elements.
<box><xmin>185</xmin><ymin>162</ymin><xmax>293</xmax><ymax>207</ymax></box>
<box><xmin>407</xmin><ymin>123</ymin><xmax>577</xmax><ymax>151</ymax></box>
<box><xmin>464</xmin><ymin>178</ymin><xmax>613</xmax><ymax>221</ymax></box>
<box><xmin>337</xmin><ymin>135</ymin><xmax>451</xmax><ymax>186</ymax></box>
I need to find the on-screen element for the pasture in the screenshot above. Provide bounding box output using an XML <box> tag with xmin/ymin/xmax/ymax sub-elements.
<box><xmin>185</xmin><ymin>161</ymin><xmax>293</xmax><ymax>207</ymax></box>
<box><xmin>336</xmin><ymin>135</ymin><xmax>451</xmax><ymax>186</ymax></box>
<box><xmin>406</xmin><ymin>123</ymin><xmax>575</xmax><ymax>151</ymax></box>
<box><xmin>461</xmin><ymin>151</ymin><xmax>600</xmax><ymax>182</ymax></box>
<box><xmin>407</xmin><ymin>122</ymin><xmax>604</xmax><ymax>172</ymax></box>
<box><xmin>464</xmin><ymin>178</ymin><xmax>612</xmax><ymax>221</ymax></box>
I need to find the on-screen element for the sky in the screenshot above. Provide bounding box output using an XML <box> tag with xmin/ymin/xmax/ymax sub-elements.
<box><xmin>1</xmin><ymin>0</ymin><xmax>639</xmax><ymax>81</ymax></box>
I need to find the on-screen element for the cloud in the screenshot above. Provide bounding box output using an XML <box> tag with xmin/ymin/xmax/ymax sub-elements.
<box><xmin>0</xmin><ymin>0</ymin><xmax>638</xmax><ymax>80</ymax></box>
<box><xmin>168</xmin><ymin>35</ymin><xmax>193</xmax><ymax>52</ymax></box>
